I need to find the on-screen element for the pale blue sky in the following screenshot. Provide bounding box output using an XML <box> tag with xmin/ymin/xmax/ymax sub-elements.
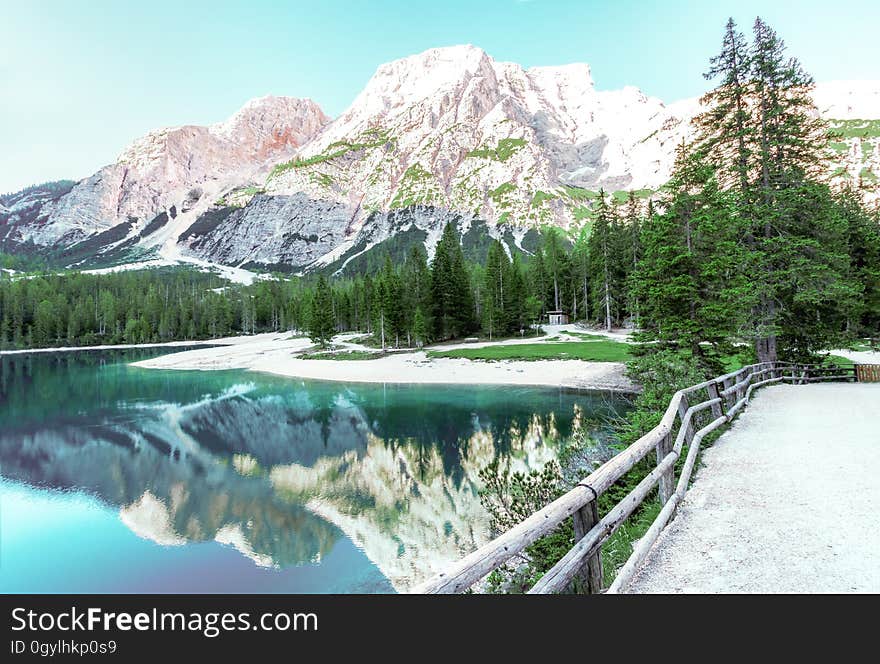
<box><xmin>2</xmin><ymin>0</ymin><xmax>878</xmax><ymax>193</ymax></box>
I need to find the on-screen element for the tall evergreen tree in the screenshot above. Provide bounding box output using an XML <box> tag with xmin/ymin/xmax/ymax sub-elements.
<box><xmin>838</xmin><ymin>186</ymin><xmax>880</xmax><ymax>336</ymax></box>
<box><xmin>570</xmin><ymin>227</ymin><xmax>590</xmax><ymax>322</ymax></box>
<box><xmin>481</xmin><ymin>241</ymin><xmax>506</xmax><ymax>338</ymax></box>
<box><xmin>633</xmin><ymin>144</ymin><xmax>741</xmax><ymax>369</ymax></box>
<box><xmin>430</xmin><ymin>223</ymin><xmax>476</xmax><ymax>339</ymax></box>
<box><xmin>541</xmin><ymin>228</ymin><xmax>568</xmax><ymax>312</ymax></box>
<box><xmin>506</xmin><ymin>252</ymin><xmax>528</xmax><ymax>333</ymax></box>
<box><xmin>588</xmin><ymin>190</ymin><xmax>618</xmax><ymax>331</ymax></box>
<box><xmin>308</xmin><ymin>275</ymin><xmax>335</xmax><ymax>348</ymax></box>
<box><xmin>529</xmin><ymin>249</ymin><xmax>549</xmax><ymax>315</ymax></box>
<box><xmin>402</xmin><ymin>244</ymin><xmax>432</xmax><ymax>343</ymax></box>
<box><xmin>624</xmin><ymin>193</ymin><xmax>644</xmax><ymax>327</ymax></box>
<box><xmin>748</xmin><ymin>18</ymin><xmax>843</xmax><ymax>360</ymax></box>
<box><xmin>694</xmin><ymin>16</ymin><xmax>853</xmax><ymax>362</ymax></box>
<box><xmin>373</xmin><ymin>255</ymin><xmax>404</xmax><ymax>348</ymax></box>
<box><xmin>699</xmin><ymin>17</ymin><xmax>753</xmax><ymax>193</ymax></box>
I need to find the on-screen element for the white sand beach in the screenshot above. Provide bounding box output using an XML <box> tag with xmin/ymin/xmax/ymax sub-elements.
<box><xmin>129</xmin><ymin>330</ymin><xmax>636</xmax><ymax>391</ymax></box>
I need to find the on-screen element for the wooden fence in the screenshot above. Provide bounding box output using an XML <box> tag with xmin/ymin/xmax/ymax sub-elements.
<box><xmin>413</xmin><ymin>360</ymin><xmax>862</xmax><ymax>594</ymax></box>
<box><xmin>856</xmin><ymin>364</ymin><xmax>880</xmax><ymax>382</ymax></box>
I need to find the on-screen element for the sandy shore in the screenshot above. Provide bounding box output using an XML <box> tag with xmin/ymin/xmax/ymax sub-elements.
<box><xmin>829</xmin><ymin>348</ymin><xmax>880</xmax><ymax>364</ymax></box>
<box><xmin>130</xmin><ymin>331</ymin><xmax>636</xmax><ymax>391</ymax></box>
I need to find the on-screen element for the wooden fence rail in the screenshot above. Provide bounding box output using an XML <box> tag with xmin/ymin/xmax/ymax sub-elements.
<box><xmin>413</xmin><ymin>359</ymin><xmax>861</xmax><ymax>594</ymax></box>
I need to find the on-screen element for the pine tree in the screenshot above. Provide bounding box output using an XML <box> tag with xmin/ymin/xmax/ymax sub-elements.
<box><xmin>529</xmin><ymin>249</ymin><xmax>549</xmax><ymax>315</ymax></box>
<box><xmin>699</xmin><ymin>17</ymin><xmax>753</xmax><ymax>193</ymax></box>
<box><xmin>308</xmin><ymin>275</ymin><xmax>335</xmax><ymax>348</ymax></box>
<box><xmin>541</xmin><ymin>228</ymin><xmax>568</xmax><ymax>312</ymax></box>
<box><xmin>693</xmin><ymin>16</ymin><xmax>854</xmax><ymax>362</ymax></box>
<box><xmin>570</xmin><ymin>227</ymin><xmax>590</xmax><ymax>322</ymax></box>
<box><xmin>588</xmin><ymin>190</ymin><xmax>617</xmax><ymax>331</ymax></box>
<box><xmin>747</xmin><ymin>18</ymin><xmax>841</xmax><ymax>360</ymax></box>
<box><xmin>633</xmin><ymin>145</ymin><xmax>741</xmax><ymax>369</ymax></box>
<box><xmin>430</xmin><ymin>223</ymin><xmax>475</xmax><ymax>339</ymax></box>
<box><xmin>609</xmin><ymin>208</ymin><xmax>631</xmax><ymax>326</ymax></box>
<box><xmin>402</xmin><ymin>244</ymin><xmax>432</xmax><ymax>343</ymax></box>
<box><xmin>624</xmin><ymin>193</ymin><xmax>644</xmax><ymax>326</ymax></box>
<box><xmin>838</xmin><ymin>186</ymin><xmax>880</xmax><ymax>336</ymax></box>
<box><xmin>412</xmin><ymin>306</ymin><xmax>428</xmax><ymax>348</ymax></box>
<box><xmin>430</xmin><ymin>225</ymin><xmax>454</xmax><ymax>339</ymax></box>
<box><xmin>481</xmin><ymin>241</ymin><xmax>511</xmax><ymax>338</ymax></box>
<box><xmin>506</xmin><ymin>252</ymin><xmax>527</xmax><ymax>333</ymax></box>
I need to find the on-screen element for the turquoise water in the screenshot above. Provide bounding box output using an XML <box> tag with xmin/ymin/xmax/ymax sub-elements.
<box><xmin>0</xmin><ymin>348</ymin><xmax>628</xmax><ymax>593</ymax></box>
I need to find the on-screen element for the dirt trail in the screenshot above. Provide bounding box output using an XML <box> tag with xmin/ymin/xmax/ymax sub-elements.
<box><xmin>625</xmin><ymin>383</ymin><xmax>880</xmax><ymax>593</ymax></box>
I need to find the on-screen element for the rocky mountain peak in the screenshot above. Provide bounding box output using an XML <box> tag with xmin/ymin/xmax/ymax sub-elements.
<box><xmin>4</xmin><ymin>96</ymin><xmax>331</xmax><ymax>250</ymax></box>
<box><xmin>211</xmin><ymin>95</ymin><xmax>330</xmax><ymax>149</ymax></box>
<box><xmin>3</xmin><ymin>47</ymin><xmax>878</xmax><ymax>277</ymax></box>
<box><xmin>118</xmin><ymin>95</ymin><xmax>329</xmax><ymax>175</ymax></box>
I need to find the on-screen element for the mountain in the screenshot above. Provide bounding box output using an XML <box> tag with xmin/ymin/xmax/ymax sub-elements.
<box><xmin>0</xmin><ymin>96</ymin><xmax>329</xmax><ymax>267</ymax></box>
<box><xmin>2</xmin><ymin>46</ymin><xmax>878</xmax><ymax>275</ymax></box>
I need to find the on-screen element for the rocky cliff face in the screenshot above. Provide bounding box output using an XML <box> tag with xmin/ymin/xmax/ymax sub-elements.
<box><xmin>2</xmin><ymin>46</ymin><xmax>878</xmax><ymax>273</ymax></box>
<box><xmin>0</xmin><ymin>181</ymin><xmax>76</xmax><ymax>252</ymax></box>
<box><xmin>0</xmin><ymin>96</ymin><xmax>329</xmax><ymax>258</ymax></box>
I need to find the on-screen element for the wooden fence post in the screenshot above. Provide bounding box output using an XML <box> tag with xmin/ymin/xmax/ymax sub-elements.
<box><xmin>736</xmin><ymin>368</ymin><xmax>749</xmax><ymax>404</ymax></box>
<box><xmin>707</xmin><ymin>381</ymin><xmax>724</xmax><ymax>419</ymax></box>
<box><xmin>656</xmin><ymin>430</ymin><xmax>674</xmax><ymax>505</ymax></box>
<box><xmin>677</xmin><ymin>393</ymin><xmax>694</xmax><ymax>447</ymax></box>
<box><xmin>722</xmin><ymin>376</ymin><xmax>735</xmax><ymax>410</ymax></box>
<box><xmin>571</xmin><ymin>500</ymin><xmax>603</xmax><ymax>593</ymax></box>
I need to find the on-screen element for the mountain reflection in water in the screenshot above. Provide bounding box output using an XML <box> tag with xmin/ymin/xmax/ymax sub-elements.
<box><xmin>0</xmin><ymin>348</ymin><xmax>628</xmax><ymax>592</ymax></box>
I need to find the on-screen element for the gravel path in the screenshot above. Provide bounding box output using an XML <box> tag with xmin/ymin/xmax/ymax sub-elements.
<box><xmin>625</xmin><ymin>383</ymin><xmax>880</xmax><ymax>593</ymax></box>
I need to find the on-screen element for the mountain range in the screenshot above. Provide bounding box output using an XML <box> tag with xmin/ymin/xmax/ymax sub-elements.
<box><xmin>2</xmin><ymin>45</ymin><xmax>879</xmax><ymax>277</ymax></box>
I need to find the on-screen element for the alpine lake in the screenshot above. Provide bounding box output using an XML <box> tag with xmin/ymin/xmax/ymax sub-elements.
<box><xmin>0</xmin><ymin>347</ymin><xmax>630</xmax><ymax>593</ymax></box>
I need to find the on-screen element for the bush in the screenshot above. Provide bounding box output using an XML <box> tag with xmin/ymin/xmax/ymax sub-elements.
<box><xmin>477</xmin><ymin>346</ymin><xmax>708</xmax><ymax>592</ymax></box>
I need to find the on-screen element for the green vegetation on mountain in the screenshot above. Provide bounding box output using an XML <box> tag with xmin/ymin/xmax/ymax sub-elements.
<box><xmin>390</xmin><ymin>163</ymin><xmax>442</xmax><ymax>208</ymax></box>
<box><xmin>488</xmin><ymin>182</ymin><xmax>516</xmax><ymax>208</ymax></box>
<box><xmin>466</xmin><ymin>137</ymin><xmax>527</xmax><ymax>162</ymax></box>
<box><xmin>0</xmin><ymin>180</ymin><xmax>76</xmax><ymax>205</ymax></box>
<box><xmin>829</xmin><ymin>119</ymin><xmax>880</xmax><ymax>139</ymax></box>
<box><xmin>267</xmin><ymin>128</ymin><xmax>394</xmax><ymax>181</ymax></box>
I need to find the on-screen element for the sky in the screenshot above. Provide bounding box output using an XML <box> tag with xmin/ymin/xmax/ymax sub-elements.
<box><xmin>2</xmin><ymin>0</ymin><xmax>878</xmax><ymax>193</ymax></box>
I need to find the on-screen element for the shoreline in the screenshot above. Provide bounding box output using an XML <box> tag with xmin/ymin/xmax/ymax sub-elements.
<box><xmin>126</xmin><ymin>332</ymin><xmax>637</xmax><ymax>392</ymax></box>
<box><xmin>0</xmin><ymin>332</ymin><xmax>298</xmax><ymax>356</ymax></box>
<box><xmin>2</xmin><ymin>328</ymin><xmax>638</xmax><ymax>392</ymax></box>
<box><xmin>0</xmin><ymin>339</ymin><xmax>227</xmax><ymax>356</ymax></box>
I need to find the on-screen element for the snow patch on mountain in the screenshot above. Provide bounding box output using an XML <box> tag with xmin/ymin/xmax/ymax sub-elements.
<box><xmin>812</xmin><ymin>81</ymin><xmax>880</xmax><ymax>119</ymax></box>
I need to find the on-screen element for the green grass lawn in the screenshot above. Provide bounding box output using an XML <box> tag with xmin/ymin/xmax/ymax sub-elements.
<box><xmin>563</xmin><ymin>330</ymin><xmax>616</xmax><ymax>341</ymax></box>
<box><xmin>427</xmin><ymin>340</ymin><xmax>631</xmax><ymax>362</ymax></box>
<box><xmin>300</xmin><ymin>349</ymin><xmax>383</xmax><ymax>361</ymax></box>
<box><xmin>825</xmin><ymin>353</ymin><xmax>854</xmax><ymax>367</ymax></box>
